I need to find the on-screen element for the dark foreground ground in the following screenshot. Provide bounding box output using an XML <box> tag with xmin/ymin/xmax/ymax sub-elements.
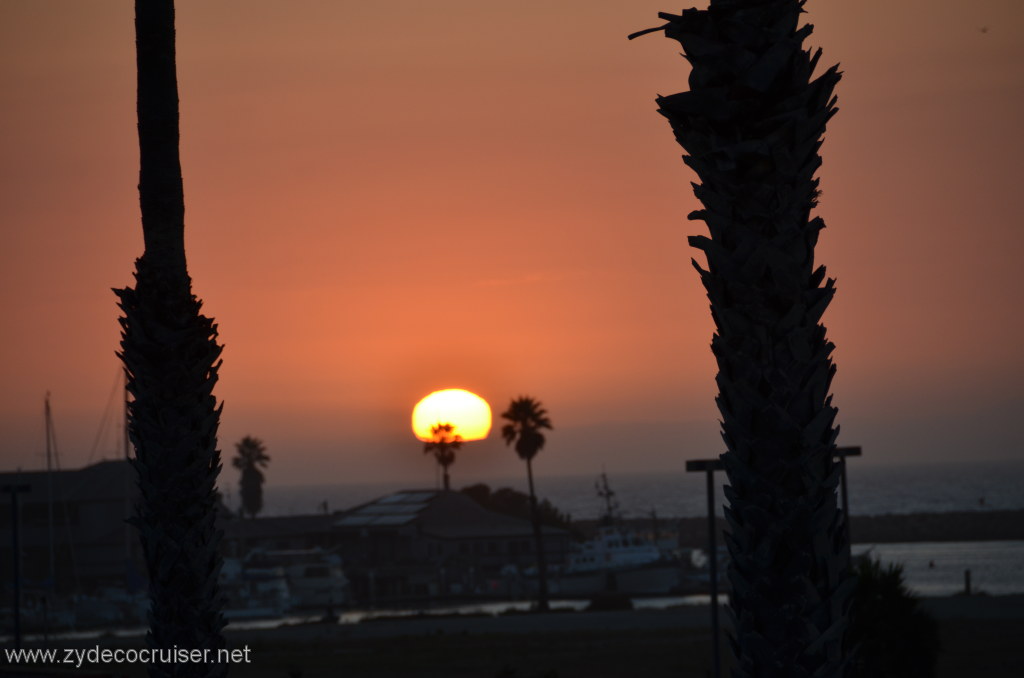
<box><xmin>2</xmin><ymin>596</ymin><xmax>1022</xmax><ymax>678</ymax></box>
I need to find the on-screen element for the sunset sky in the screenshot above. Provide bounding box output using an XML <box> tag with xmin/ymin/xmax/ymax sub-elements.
<box><xmin>1</xmin><ymin>1</ymin><xmax>1022</xmax><ymax>488</ymax></box>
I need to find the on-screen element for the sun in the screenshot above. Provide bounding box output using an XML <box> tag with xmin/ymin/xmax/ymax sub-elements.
<box><xmin>412</xmin><ymin>389</ymin><xmax>492</xmax><ymax>442</ymax></box>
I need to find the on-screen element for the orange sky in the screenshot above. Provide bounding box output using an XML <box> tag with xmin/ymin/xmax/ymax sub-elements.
<box><xmin>1</xmin><ymin>0</ymin><xmax>1022</xmax><ymax>487</ymax></box>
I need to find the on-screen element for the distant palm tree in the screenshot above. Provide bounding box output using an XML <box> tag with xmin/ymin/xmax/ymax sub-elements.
<box><xmin>232</xmin><ymin>436</ymin><xmax>270</xmax><ymax>519</ymax></box>
<box><xmin>115</xmin><ymin>0</ymin><xmax>226</xmax><ymax>674</ymax></box>
<box><xmin>501</xmin><ymin>396</ymin><xmax>552</xmax><ymax>612</ymax></box>
<box><xmin>632</xmin><ymin>3</ymin><xmax>851</xmax><ymax>676</ymax></box>
<box><xmin>423</xmin><ymin>423</ymin><xmax>461</xmax><ymax>491</ymax></box>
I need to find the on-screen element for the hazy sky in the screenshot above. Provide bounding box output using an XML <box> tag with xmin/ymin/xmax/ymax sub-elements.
<box><xmin>2</xmin><ymin>1</ymin><xmax>1022</xmax><ymax>488</ymax></box>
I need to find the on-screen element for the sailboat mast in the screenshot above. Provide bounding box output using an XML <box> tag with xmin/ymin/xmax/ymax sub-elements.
<box><xmin>123</xmin><ymin>370</ymin><xmax>133</xmax><ymax>572</ymax></box>
<box><xmin>123</xmin><ymin>370</ymin><xmax>130</xmax><ymax>460</ymax></box>
<box><xmin>44</xmin><ymin>393</ymin><xmax>55</xmax><ymax>590</ymax></box>
<box><xmin>595</xmin><ymin>471</ymin><xmax>618</xmax><ymax>525</ymax></box>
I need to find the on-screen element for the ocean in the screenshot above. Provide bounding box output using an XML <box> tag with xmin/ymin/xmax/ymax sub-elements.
<box><xmin>263</xmin><ymin>457</ymin><xmax>1024</xmax><ymax>520</ymax></box>
<box><xmin>852</xmin><ymin>541</ymin><xmax>1024</xmax><ymax>597</ymax></box>
<box><xmin>262</xmin><ymin>457</ymin><xmax>1024</xmax><ymax>596</ymax></box>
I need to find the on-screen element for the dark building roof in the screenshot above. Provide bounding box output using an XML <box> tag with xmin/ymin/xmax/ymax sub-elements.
<box><xmin>335</xmin><ymin>489</ymin><xmax>568</xmax><ymax>540</ymax></box>
<box><xmin>222</xmin><ymin>513</ymin><xmax>337</xmax><ymax>541</ymax></box>
<box><xmin>0</xmin><ymin>459</ymin><xmax>134</xmax><ymax>504</ymax></box>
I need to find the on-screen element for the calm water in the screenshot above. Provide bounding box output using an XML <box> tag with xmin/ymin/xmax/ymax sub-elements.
<box><xmin>262</xmin><ymin>458</ymin><xmax>1024</xmax><ymax>595</ymax></box>
<box><xmin>265</xmin><ymin>458</ymin><xmax>1024</xmax><ymax>520</ymax></box>
<box><xmin>852</xmin><ymin>541</ymin><xmax>1024</xmax><ymax>596</ymax></box>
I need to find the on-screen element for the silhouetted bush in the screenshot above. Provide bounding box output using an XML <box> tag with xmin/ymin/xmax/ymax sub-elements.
<box><xmin>845</xmin><ymin>557</ymin><xmax>941</xmax><ymax>678</ymax></box>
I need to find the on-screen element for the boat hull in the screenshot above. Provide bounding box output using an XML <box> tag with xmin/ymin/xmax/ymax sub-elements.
<box><xmin>542</xmin><ymin>562</ymin><xmax>690</xmax><ymax>597</ymax></box>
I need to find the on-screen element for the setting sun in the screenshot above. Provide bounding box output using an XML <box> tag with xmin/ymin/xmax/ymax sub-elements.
<box><xmin>412</xmin><ymin>389</ymin><xmax>492</xmax><ymax>442</ymax></box>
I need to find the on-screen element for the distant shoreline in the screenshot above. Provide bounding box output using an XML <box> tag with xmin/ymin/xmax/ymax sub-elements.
<box><xmin>581</xmin><ymin>509</ymin><xmax>1024</xmax><ymax>547</ymax></box>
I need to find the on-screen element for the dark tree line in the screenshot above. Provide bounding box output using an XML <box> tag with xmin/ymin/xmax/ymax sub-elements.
<box><xmin>461</xmin><ymin>484</ymin><xmax>574</xmax><ymax>532</ymax></box>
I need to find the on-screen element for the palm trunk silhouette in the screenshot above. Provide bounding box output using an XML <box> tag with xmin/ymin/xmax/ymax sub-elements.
<box><xmin>116</xmin><ymin>2</ymin><xmax>227</xmax><ymax>675</ymax></box>
<box><xmin>501</xmin><ymin>396</ymin><xmax>552</xmax><ymax>612</ymax></box>
<box><xmin>633</xmin><ymin>3</ymin><xmax>853</xmax><ymax>675</ymax></box>
<box><xmin>525</xmin><ymin>456</ymin><xmax>550</xmax><ymax>611</ymax></box>
<box><xmin>424</xmin><ymin>423</ymin><xmax>460</xmax><ymax>492</ymax></box>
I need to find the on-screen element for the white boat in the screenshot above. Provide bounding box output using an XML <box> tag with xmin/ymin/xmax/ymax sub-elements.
<box><xmin>546</xmin><ymin>526</ymin><xmax>688</xmax><ymax>596</ymax></box>
<box><xmin>565</xmin><ymin>526</ymin><xmax>665</xmax><ymax>573</ymax></box>
<box><xmin>535</xmin><ymin>473</ymin><xmax>694</xmax><ymax>597</ymax></box>
<box><xmin>219</xmin><ymin>557</ymin><xmax>291</xmax><ymax>620</ymax></box>
<box><xmin>241</xmin><ymin>548</ymin><xmax>349</xmax><ymax>611</ymax></box>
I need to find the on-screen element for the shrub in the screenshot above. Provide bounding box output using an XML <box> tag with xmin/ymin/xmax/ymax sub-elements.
<box><xmin>845</xmin><ymin>556</ymin><xmax>941</xmax><ymax>678</ymax></box>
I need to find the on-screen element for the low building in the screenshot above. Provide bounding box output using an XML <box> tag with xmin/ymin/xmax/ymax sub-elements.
<box><xmin>0</xmin><ymin>460</ymin><xmax>144</xmax><ymax>595</ymax></box>
<box><xmin>221</xmin><ymin>513</ymin><xmax>336</xmax><ymax>557</ymax></box>
<box><xmin>0</xmin><ymin>465</ymin><xmax>574</xmax><ymax>608</ymax></box>
<box><xmin>334</xmin><ymin>489</ymin><xmax>572</xmax><ymax>603</ymax></box>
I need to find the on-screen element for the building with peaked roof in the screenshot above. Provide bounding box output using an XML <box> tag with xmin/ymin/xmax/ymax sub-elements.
<box><xmin>221</xmin><ymin>513</ymin><xmax>336</xmax><ymax>557</ymax></box>
<box><xmin>334</xmin><ymin>489</ymin><xmax>572</xmax><ymax>604</ymax></box>
<box><xmin>0</xmin><ymin>460</ymin><xmax>145</xmax><ymax>595</ymax></box>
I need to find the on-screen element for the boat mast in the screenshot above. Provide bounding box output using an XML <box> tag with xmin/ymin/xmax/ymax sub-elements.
<box><xmin>123</xmin><ymin>369</ymin><xmax>130</xmax><ymax>460</ymax></box>
<box><xmin>123</xmin><ymin>370</ymin><xmax>133</xmax><ymax>576</ymax></box>
<box><xmin>44</xmin><ymin>393</ymin><xmax>55</xmax><ymax>590</ymax></box>
<box><xmin>595</xmin><ymin>472</ymin><xmax>619</xmax><ymax>526</ymax></box>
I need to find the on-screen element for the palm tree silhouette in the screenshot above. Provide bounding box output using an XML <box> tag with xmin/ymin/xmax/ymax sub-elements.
<box><xmin>423</xmin><ymin>423</ymin><xmax>462</xmax><ymax>491</ymax></box>
<box><xmin>232</xmin><ymin>436</ymin><xmax>270</xmax><ymax>519</ymax></box>
<box><xmin>501</xmin><ymin>396</ymin><xmax>552</xmax><ymax>612</ymax></box>
<box><xmin>632</xmin><ymin>3</ymin><xmax>851</xmax><ymax>675</ymax></box>
<box><xmin>115</xmin><ymin>1</ymin><xmax>226</xmax><ymax>673</ymax></box>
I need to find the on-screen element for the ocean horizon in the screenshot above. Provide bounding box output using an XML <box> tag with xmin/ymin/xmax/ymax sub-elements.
<box><xmin>259</xmin><ymin>457</ymin><xmax>1024</xmax><ymax>521</ymax></box>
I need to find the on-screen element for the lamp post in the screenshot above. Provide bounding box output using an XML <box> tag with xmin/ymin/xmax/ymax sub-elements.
<box><xmin>685</xmin><ymin>459</ymin><xmax>723</xmax><ymax>678</ymax></box>
<box><xmin>836</xmin><ymin>446</ymin><xmax>862</xmax><ymax>561</ymax></box>
<box><xmin>3</xmin><ymin>483</ymin><xmax>31</xmax><ymax>652</ymax></box>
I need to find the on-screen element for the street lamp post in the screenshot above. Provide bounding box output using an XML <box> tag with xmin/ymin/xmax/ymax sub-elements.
<box><xmin>3</xmin><ymin>483</ymin><xmax>31</xmax><ymax>652</ymax></box>
<box><xmin>685</xmin><ymin>459</ymin><xmax>722</xmax><ymax>678</ymax></box>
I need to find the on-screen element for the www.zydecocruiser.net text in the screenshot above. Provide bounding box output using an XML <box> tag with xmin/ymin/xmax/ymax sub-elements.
<box><xmin>5</xmin><ymin>646</ymin><xmax>253</xmax><ymax>668</ymax></box>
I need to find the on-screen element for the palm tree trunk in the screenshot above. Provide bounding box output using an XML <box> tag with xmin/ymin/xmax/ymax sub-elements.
<box><xmin>117</xmin><ymin>2</ymin><xmax>227</xmax><ymax>675</ymax></box>
<box><xmin>525</xmin><ymin>458</ymin><xmax>550</xmax><ymax>611</ymax></box>
<box><xmin>641</xmin><ymin>2</ymin><xmax>852</xmax><ymax>676</ymax></box>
